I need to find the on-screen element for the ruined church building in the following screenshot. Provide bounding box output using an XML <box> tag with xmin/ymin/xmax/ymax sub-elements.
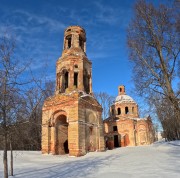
<box><xmin>41</xmin><ymin>26</ymin><xmax>154</xmax><ymax>156</ymax></box>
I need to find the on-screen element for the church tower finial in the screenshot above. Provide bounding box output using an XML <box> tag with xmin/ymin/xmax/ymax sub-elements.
<box><xmin>118</xmin><ymin>85</ymin><xmax>126</xmax><ymax>95</ymax></box>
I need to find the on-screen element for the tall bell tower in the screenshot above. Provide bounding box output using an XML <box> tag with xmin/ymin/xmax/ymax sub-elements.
<box><xmin>56</xmin><ymin>26</ymin><xmax>92</xmax><ymax>94</ymax></box>
<box><xmin>42</xmin><ymin>26</ymin><xmax>105</xmax><ymax>157</ymax></box>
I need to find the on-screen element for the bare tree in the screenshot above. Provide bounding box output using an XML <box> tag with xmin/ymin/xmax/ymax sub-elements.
<box><xmin>151</xmin><ymin>94</ymin><xmax>180</xmax><ymax>140</ymax></box>
<box><xmin>0</xmin><ymin>31</ymin><xmax>32</xmax><ymax>177</ymax></box>
<box><xmin>127</xmin><ymin>0</ymin><xmax>180</xmax><ymax>140</ymax></box>
<box><xmin>94</xmin><ymin>92</ymin><xmax>114</xmax><ymax>120</ymax></box>
<box><xmin>0</xmin><ymin>34</ymin><xmax>18</xmax><ymax>178</ymax></box>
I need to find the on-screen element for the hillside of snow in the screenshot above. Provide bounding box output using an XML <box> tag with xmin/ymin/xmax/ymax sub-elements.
<box><xmin>0</xmin><ymin>140</ymin><xmax>180</xmax><ymax>178</ymax></box>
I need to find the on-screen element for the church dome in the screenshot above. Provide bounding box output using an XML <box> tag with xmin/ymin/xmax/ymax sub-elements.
<box><xmin>115</xmin><ymin>94</ymin><xmax>135</xmax><ymax>103</ymax></box>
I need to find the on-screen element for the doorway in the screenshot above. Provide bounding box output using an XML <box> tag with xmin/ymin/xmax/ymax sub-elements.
<box><xmin>114</xmin><ymin>135</ymin><xmax>119</xmax><ymax>147</ymax></box>
<box><xmin>64</xmin><ymin>140</ymin><xmax>69</xmax><ymax>154</ymax></box>
<box><xmin>55</xmin><ymin>115</ymin><xmax>68</xmax><ymax>154</ymax></box>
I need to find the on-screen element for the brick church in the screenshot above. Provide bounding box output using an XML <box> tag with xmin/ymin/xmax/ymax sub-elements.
<box><xmin>41</xmin><ymin>26</ymin><xmax>154</xmax><ymax>156</ymax></box>
<box><xmin>41</xmin><ymin>26</ymin><xmax>105</xmax><ymax>156</ymax></box>
<box><xmin>104</xmin><ymin>85</ymin><xmax>154</xmax><ymax>148</ymax></box>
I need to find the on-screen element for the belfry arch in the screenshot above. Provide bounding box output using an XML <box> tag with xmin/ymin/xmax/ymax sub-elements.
<box><xmin>56</xmin><ymin>68</ymin><xmax>69</xmax><ymax>93</ymax></box>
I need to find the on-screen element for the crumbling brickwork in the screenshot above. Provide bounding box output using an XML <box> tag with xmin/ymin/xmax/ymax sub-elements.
<box><xmin>41</xmin><ymin>26</ymin><xmax>105</xmax><ymax>156</ymax></box>
<box><xmin>104</xmin><ymin>85</ymin><xmax>155</xmax><ymax>148</ymax></box>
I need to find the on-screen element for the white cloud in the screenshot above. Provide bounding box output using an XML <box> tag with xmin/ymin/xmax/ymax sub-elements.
<box><xmin>93</xmin><ymin>1</ymin><xmax>131</xmax><ymax>26</ymax></box>
<box><xmin>13</xmin><ymin>9</ymin><xmax>66</xmax><ymax>32</ymax></box>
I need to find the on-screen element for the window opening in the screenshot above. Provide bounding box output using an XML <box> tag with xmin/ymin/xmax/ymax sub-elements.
<box><xmin>117</xmin><ymin>108</ymin><xmax>121</xmax><ymax>115</ymax></box>
<box><xmin>65</xmin><ymin>72</ymin><xmax>68</xmax><ymax>89</ymax></box>
<box><xmin>114</xmin><ymin>135</ymin><xmax>119</xmax><ymax>147</ymax></box>
<box><xmin>83</xmin><ymin>73</ymin><xmax>90</xmax><ymax>93</ymax></box>
<box><xmin>79</xmin><ymin>37</ymin><xmax>84</xmax><ymax>50</ymax></box>
<box><xmin>74</xmin><ymin>72</ymin><xmax>78</xmax><ymax>88</ymax></box>
<box><xmin>125</xmin><ymin>107</ymin><xmax>129</xmax><ymax>114</ymax></box>
<box><xmin>67</xmin><ymin>37</ymin><xmax>71</xmax><ymax>48</ymax></box>
<box><xmin>113</xmin><ymin>126</ymin><xmax>118</xmax><ymax>131</ymax></box>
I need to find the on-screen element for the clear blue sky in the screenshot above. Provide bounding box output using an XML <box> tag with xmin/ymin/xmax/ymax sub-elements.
<box><xmin>0</xmin><ymin>0</ymin><xmax>162</xmax><ymax>105</ymax></box>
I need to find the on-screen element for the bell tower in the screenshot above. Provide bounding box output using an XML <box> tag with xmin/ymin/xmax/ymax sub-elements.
<box><xmin>55</xmin><ymin>26</ymin><xmax>92</xmax><ymax>94</ymax></box>
<box><xmin>42</xmin><ymin>26</ymin><xmax>105</xmax><ymax>157</ymax></box>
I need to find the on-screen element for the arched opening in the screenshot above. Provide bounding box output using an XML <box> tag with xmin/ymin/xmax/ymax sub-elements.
<box><xmin>60</xmin><ymin>69</ymin><xmax>69</xmax><ymax>93</ymax></box>
<box><xmin>55</xmin><ymin>115</ymin><xmax>69</xmax><ymax>155</ymax></box>
<box><xmin>125</xmin><ymin>107</ymin><xmax>129</xmax><ymax>114</ymax></box>
<box><xmin>67</xmin><ymin>35</ymin><xmax>72</xmax><ymax>48</ymax></box>
<box><xmin>64</xmin><ymin>71</ymin><xmax>68</xmax><ymax>89</ymax></box>
<box><xmin>117</xmin><ymin>108</ymin><xmax>121</xmax><ymax>115</ymax></box>
<box><xmin>83</xmin><ymin>70</ymin><xmax>90</xmax><ymax>93</ymax></box>
<box><xmin>79</xmin><ymin>37</ymin><xmax>84</xmax><ymax>51</ymax></box>
<box><xmin>74</xmin><ymin>72</ymin><xmax>78</xmax><ymax>88</ymax></box>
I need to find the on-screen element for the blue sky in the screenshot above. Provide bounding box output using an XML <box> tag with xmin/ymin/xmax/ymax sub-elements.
<box><xmin>0</xmin><ymin>0</ymin><xmax>164</xmax><ymax>116</ymax></box>
<box><xmin>0</xmin><ymin>0</ymin><xmax>136</xmax><ymax>94</ymax></box>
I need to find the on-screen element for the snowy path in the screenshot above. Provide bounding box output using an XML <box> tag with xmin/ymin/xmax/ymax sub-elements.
<box><xmin>0</xmin><ymin>141</ymin><xmax>180</xmax><ymax>178</ymax></box>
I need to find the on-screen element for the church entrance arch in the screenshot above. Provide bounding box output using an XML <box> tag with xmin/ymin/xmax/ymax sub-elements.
<box><xmin>55</xmin><ymin>114</ymin><xmax>69</xmax><ymax>154</ymax></box>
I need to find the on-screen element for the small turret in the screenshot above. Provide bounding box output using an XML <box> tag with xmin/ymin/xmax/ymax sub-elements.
<box><xmin>118</xmin><ymin>85</ymin><xmax>126</xmax><ymax>95</ymax></box>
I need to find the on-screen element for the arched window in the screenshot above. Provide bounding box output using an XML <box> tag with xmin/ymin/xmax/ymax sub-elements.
<box><xmin>74</xmin><ymin>72</ymin><xmax>78</xmax><ymax>88</ymax></box>
<box><xmin>79</xmin><ymin>37</ymin><xmax>84</xmax><ymax>51</ymax></box>
<box><xmin>125</xmin><ymin>107</ymin><xmax>129</xmax><ymax>114</ymax></box>
<box><xmin>68</xmin><ymin>38</ymin><xmax>71</xmax><ymax>48</ymax></box>
<box><xmin>66</xmin><ymin>35</ymin><xmax>72</xmax><ymax>49</ymax></box>
<box><xmin>64</xmin><ymin>71</ymin><xmax>68</xmax><ymax>89</ymax></box>
<box><xmin>83</xmin><ymin>70</ymin><xmax>90</xmax><ymax>93</ymax></box>
<box><xmin>117</xmin><ymin>108</ymin><xmax>121</xmax><ymax>115</ymax></box>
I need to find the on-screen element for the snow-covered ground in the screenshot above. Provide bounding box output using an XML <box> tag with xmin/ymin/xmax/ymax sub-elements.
<box><xmin>0</xmin><ymin>140</ymin><xmax>180</xmax><ymax>178</ymax></box>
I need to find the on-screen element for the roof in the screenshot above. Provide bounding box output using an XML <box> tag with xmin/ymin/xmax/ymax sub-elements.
<box><xmin>115</xmin><ymin>94</ymin><xmax>136</xmax><ymax>103</ymax></box>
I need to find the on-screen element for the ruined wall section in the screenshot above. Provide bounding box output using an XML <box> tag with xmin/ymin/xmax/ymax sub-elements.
<box><xmin>78</xmin><ymin>96</ymin><xmax>105</xmax><ymax>154</ymax></box>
